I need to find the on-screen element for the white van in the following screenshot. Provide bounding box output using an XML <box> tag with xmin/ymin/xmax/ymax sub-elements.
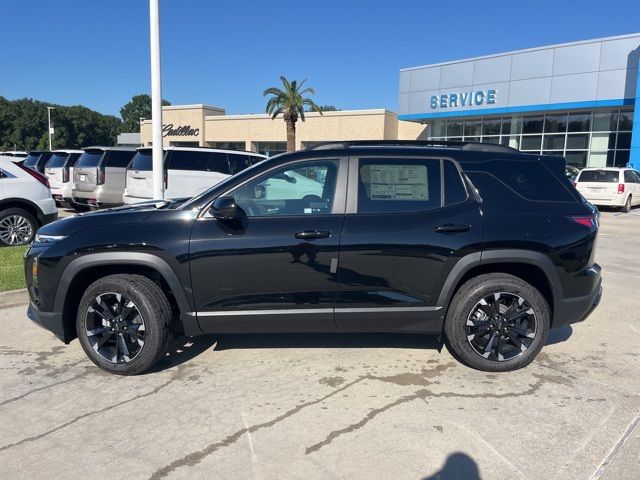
<box><xmin>575</xmin><ymin>167</ymin><xmax>640</xmax><ymax>212</ymax></box>
<box><xmin>123</xmin><ymin>147</ymin><xmax>265</xmax><ymax>204</ymax></box>
<box><xmin>44</xmin><ymin>150</ymin><xmax>83</xmax><ymax>207</ymax></box>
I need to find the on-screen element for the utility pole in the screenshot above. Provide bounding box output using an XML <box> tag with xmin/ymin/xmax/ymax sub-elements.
<box><xmin>47</xmin><ymin>107</ymin><xmax>55</xmax><ymax>151</ymax></box>
<box><xmin>149</xmin><ymin>0</ymin><xmax>164</xmax><ymax>199</ymax></box>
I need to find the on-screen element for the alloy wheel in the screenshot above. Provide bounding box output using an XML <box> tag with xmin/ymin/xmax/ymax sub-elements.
<box><xmin>0</xmin><ymin>215</ymin><xmax>33</xmax><ymax>245</ymax></box>
<box><xmin>465</xmin><ymin>292</ymin><xmax>537</xmax><ymax>362</ymax></box>
<box><xmin>85</xmin><ymin>292</ymin><xmax>146</xmax><ymax>364</ymax></box>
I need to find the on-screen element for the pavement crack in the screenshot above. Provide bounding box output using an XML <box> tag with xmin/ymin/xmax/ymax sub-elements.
<box><xmin>148</xmin><ymin>377</ymin><xmax>366</xmax><ymax>480</ymax></box>
<box><xmin>0</xmin><ymin>369</ymin><xmax>91</xmax><ymax>407</ymax></box>
<box><xmin>589</xmin><ymin>413</ymin><xmax>640</xmax><ymax>480</ymax></box>
<box><xmin>0</xmin><ymin>365</ymin><xmax>188</xmax><ymax>453</ymax></box>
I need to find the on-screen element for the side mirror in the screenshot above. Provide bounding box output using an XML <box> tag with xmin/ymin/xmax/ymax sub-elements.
<box><xmin>210</xmin><ymin>196</ymin><xmax>245</xmax><ymax>220</ymax></box>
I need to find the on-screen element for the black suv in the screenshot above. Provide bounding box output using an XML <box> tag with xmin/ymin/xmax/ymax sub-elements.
<box><xmin>25</xmin><ymin>141</ymin><xmax>602</xmax><ymax>375</ymax></box>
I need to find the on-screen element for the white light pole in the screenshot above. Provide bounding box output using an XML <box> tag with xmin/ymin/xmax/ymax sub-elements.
<box><xmin>47</xmin><ymin>107</ymin><xmax>55</xmax><ymax>151</ymax></box>
<box><xmin>149</xmin><ymin>0</ymin><xmax>164</xmax><ymax>199</ymax></box>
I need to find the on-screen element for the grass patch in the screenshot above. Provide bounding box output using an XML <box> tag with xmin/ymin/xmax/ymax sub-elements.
<box><xmin>0</xmin><ymin>245</ymin><xmax>28</xmax><ymax>292</ymax></box>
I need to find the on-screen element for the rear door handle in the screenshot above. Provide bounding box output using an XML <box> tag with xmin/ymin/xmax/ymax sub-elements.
<box><xmin>435</xmin><ymin>224</ymin><xmax>471</xmax><ymax>233</ymax></box>
<box><xmin>295</xmin><ymin>230</ymin><xmax>332</xmax><ymax>240</ymax></box>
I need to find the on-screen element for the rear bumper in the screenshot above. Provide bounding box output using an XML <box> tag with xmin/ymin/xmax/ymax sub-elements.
<box><xmin>585</xmin><ymin>195</ymin><xmax>627</xmax><ymax>207</ymax></box>
<box><xmin>553</xmin><ymin>276</ymin><xmax>603</xmax><ymax>327</ymax></box>
<box><xmin>27</xmin><ymin>303</ymin><xmax>71</xmax><ymax>344</ymax></box>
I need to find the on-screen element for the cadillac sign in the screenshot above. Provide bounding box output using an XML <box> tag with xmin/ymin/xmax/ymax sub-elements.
<box><xmin>430</xmin><ymin>89</ymin><xmax>497</xmax><ymax>109</ymax></box>
<box><xmin>162</xmin><ymin>124</ymin><xmax>200</xmax><ymax>137</ymax></box>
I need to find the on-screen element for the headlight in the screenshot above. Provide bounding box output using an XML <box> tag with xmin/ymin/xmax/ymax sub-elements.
<box><xmin>33</xmin><ymin>233</ymin><xmax>67</xmax><ymax>244</ymax></box>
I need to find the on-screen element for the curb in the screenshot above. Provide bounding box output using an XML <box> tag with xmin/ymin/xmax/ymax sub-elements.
<box><xmin>0</xmin><ymin>289</ymin><xmax>28</xmax><ymax>309</ymax></box>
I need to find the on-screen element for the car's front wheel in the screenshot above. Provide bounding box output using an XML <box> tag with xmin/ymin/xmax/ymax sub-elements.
<box><xmin>0</xmin><ymin>208</ymin><xmax>37</xmax><ymax>246</ymax></box>
<box><xmin>76</xmin><ymin>274</ymin><xmax>172</xmax><ymax>375</ymax></box>
<box><xmin>444</xmin><ymin>273</ymin><xmax>550</xmax><ymax>372</ymax></box>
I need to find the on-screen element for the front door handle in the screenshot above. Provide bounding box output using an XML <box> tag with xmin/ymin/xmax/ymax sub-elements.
<box><xmin>435</xmin><ymin>224</ymin><xmax>471</xmax><ymax>233</ymax></box>
<box><xmin>295</xmin><ymin>230</ymin><xmax>332</xmax><ymax>240</ymax></box>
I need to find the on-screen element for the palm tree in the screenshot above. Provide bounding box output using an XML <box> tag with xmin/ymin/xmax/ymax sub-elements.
<box><xmin>263</xmin><ymin>76</ymin><xmax>322</xmax><ymax>152</ymax></box>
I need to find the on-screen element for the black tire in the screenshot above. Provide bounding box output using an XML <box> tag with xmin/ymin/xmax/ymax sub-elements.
<box><xmin>622</xmin><ymin>196</ymin><xmax>631</xmax><ymax>213</ymax></box>
<box><xmin>76</xmin><ymin>274</ymin><xmax>172</xmax><ymax>375</ymax></box>
<box><xmin>0</xmin><ymin>208</ymin><xmax>38</xmax><ymax>246</ymax></box>
<box><xmin>444</xmin><ymin>273</ymin><xmax>550</xmax><ymax>372</ymax></box>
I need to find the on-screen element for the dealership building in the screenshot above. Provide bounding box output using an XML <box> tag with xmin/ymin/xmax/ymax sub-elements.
<box><xmin>139</xmin><ymin>33</ymin><xmax>638</xmax><ymax>168</ymax></box>
<box><xmin>399</xmin><ymin>32</ymin><xmax>640</xmax><ymax>169</ymax></box>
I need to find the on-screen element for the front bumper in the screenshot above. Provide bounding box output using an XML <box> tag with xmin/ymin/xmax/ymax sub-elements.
<box><xmin>27</xmin><ymin>302</ymin><xmax>71</xmax><ymax>343</ymax></box>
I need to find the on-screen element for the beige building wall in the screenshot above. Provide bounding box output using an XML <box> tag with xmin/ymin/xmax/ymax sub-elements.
<box><xmin>140</xmin><ymin>105</ymin><xmax>430</xmax><ymax>150</ymax></box>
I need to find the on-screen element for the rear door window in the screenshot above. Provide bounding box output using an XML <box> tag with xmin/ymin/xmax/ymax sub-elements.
<box><xmin>227</xmin><ymin>153</ymin><xmax>251</xmax><ymax>174</ymax></box>
<box><xmin>46</xmin><ymin>153</ymin><xmax>69</xmax><ymax>168</ymax></box>
<box><xmin>167</xmin><ymin>151</ymin><xmax>211</xmax><ymax>171</ymax></box>
<box><xmin>208</xmin><ymin>152</ymin><xmax>231</xmax><ymax>174</ymax></box>
<box><xmin>129</xmin><ymin>151</ymin><xmax>154</xmax><ymax>171</ymax></box>
<box><xmin>483</xmin><ymin>159</ymin><xmax>575</xmax><ymax>202</ymax></box>
<box><xmin>23</xmin><ymin>153</ymin><xmax>41</xmax><ymax>168</ymax></box>
<box><xmin>578</xmin><ymin>170</ymin><xmax>620</xmax><ymax>183</ymax></box>
<box><xmin>356</xmin><ymin>158</ymin><xmax>441</xmax><ymax>214</ymax></box>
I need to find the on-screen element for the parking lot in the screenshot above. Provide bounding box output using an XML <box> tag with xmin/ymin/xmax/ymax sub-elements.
<box><xmin>0</xmin><ymin>209</ymin><xmax>638</xmax><ymax>480</ymax></box>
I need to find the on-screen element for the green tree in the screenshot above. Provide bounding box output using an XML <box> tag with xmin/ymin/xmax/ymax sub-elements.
<box><xmin>314</xmin><ymin>105</ymin><xmax>340</xmax><ymax>112</ymax></box>
<box><xmin>119</xmin><ymin>94</ymin><xmax>171</xmax><ymax>133</ymax></box>
<box><xmin>263</xmin><ymin>77</ymin><xmax>322</xmax><ymax>152</ymax></box>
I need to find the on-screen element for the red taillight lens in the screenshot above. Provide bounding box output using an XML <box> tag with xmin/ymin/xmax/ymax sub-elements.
<box><xmin>97</xmin><ymin>167</ymin><xmax>105</xmax><ymax>185</ymax></box>
<box><xmin>568</xmin><ymin>215</ymin><xmax>599</xmax><ymax>228</ymax></box>
<box><xmin>617</xmin><ymin>184</ymin><xmax>625</xmax><ymax>194</ymax></box>
<box><xmin>18</xmin><ymin>164</ymin><xmax>49</xmax><ymax>188</ymax></box>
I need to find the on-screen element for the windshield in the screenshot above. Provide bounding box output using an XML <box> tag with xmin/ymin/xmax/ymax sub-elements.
<box><xmin>46</xmin><ymin>153</ymin><xmax>69</xmax><ymax>168</ymax></box>
<box><xmin>76</xmin><ymin>151</ymin><xmax>104</xmax><ymax>168</ymax></box>
<box><xmin>578</xmin><ymin>170</ymin><xmax>620</xmax><ymax>183</ymax></box>
<box><xmin>23</xmin><ymin>153</ymin><xmax>41</xmax><ymax>167</ymax></box>
<box><xmin>129</xmin><ymin>151</ymin><xmax>154</xmax><ymax>171</ymax></box>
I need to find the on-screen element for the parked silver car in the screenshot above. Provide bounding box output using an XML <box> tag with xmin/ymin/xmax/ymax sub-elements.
<box><xmin>44</xmin><ymin>150</ymin><xmax>83</xmax><ymax>208</ymax></box>
<box><xmin>72</xmin><ymin>147</ymin><xmax>136</xmax><ymax>208</ymax></box>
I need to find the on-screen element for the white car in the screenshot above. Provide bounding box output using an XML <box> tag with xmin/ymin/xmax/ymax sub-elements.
<box><xmin>0</xmin><ymin>151</ymin><xmax>28</xmax><ymax>162</ymax></box>
<box><xmin>575</xmin><ymin>167</ymin><xmax>640</xmax><ymax>212</ymax></box>
<box><xmin>0</xmin><ymin>156</ymin><xmax>58</xmax><ymax>246</ymax></box>
<box><xmin>44</xmin><ymin>150</ymin><xmax>83</xmax><ymax>208</ymax></box>
<box><xmin>123</xmin><ymin>147</ymin><xmax>265</xmax><ymax>204</ymax></box>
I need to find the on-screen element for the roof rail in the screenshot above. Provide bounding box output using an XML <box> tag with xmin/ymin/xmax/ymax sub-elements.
<box><xmin>306</xmin><ymin>140</ymin><xmax>518</xmax><ymax>153</ymax></box>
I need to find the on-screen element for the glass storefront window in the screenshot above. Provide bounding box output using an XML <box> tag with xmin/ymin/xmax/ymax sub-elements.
<box><xmin>589</xmin><ymin>151</ymin><xmax>607</xmax><ymax>168</ymax></box>
<box><xmin>482</xmin><ymin>136</ymin><xmax>500</xmax><ymax>144</ymax></box>
<box><xmin>521</xmin><ymin>135</ymin><xmax>542</xmax><ymax>151</ymax></box>
<box><xmin>501</xmin><ymin>116</ymin><xmax>522</xmax><ymax>136</ymax></box>
<box><xmin>522</xmin><ymin>115</ymin><xmax>544</xmax><ymax>134</ymax></box>
<box><xmin>464</xmin><ymin>136</ymin><xmax>481</xmax><ymax>142</ymax></box>
<box><xmin>566</xmin><ymin>133</ymin><xmax>589</xmax><ymax>150</ymax></box>
<box><xmin>464</xmin><ymin>120</ymin><xmax>482</xmax><ymax>137</ymax></box>
<box><xmin>431</xmin><ymin>121</ymin><xmax>447</xmax><ymax>137</ymax></box>
<box><xmin>567</xmin><ymin>113</ymin><xmax>591</xmax><ymax>132</ymax></box>
<box><xmin>614</xmin><ymin>150</ymin><xmax>630</xmax><ymax>167</ymax></box>
<box><xmin>618</xmin><ymin>110</ymin><xmax>633</xmax><ymax>131</ymax></box>
<box><xmin>482</xmin><ymin>119</ymin><xmax>501</xmax><ymax>136</ymax></box>
<box><xmin>447</xmin><ymin>122</ymin><xmax>463</xmax><ymax>137</ymax></box>
<box><xmin>591</xmin><ymin>132</ymin><xmax>616</xmax><ymax>151</ymax></box>
<box><xmin>255</xmin><ymin>142</ymin><xmax>287</xmax><ymax>157</ymax></box>
<box><xmin>500</xmin><ymin>136</ymin><xmax>520</xmax><ymax>149</ymax></box>
<box><xmin>543</xmin><ymin>134</ymin><xmax>565</xmax><ymax>150</ymax></box>
<box><xmin>617</xmin><ymin>132</ymin><xmax>631</xmax><ymax>150</ymax></box>
<box><xmin>592</xmin><ymin>110</ymin><xmax>617</xmax><ymax>131</ymax></box>
<box><xmin>544</xmin><ymin>114</ymin><xmax>568</xmax><ymax>133</ymax></box>
<box><xmin>565</xmin><ymin>151</ymin><xmax>588</xmax><ymax>168</ymax></box>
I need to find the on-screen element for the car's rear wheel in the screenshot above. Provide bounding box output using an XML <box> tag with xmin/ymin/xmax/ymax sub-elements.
<box><xmin>76</xmin><ymin>274</ymin><xmax>172</xmax><ymax>375</ymax></box>
<box><xmin>623</xmin><ymin>196</ymin><xmax>631</xmax><ymax>213</ymax></box>
<box><xmin>444</xmin><ymin>273</ymin><xmax>550</xmax><ymax>372</ymax></box>
<box><xmin>0</xmin><ymin>208</ymin><xmax>37</xmax><ymax>246</ymax></box>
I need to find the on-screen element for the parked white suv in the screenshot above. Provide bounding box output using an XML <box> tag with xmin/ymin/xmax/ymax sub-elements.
<box><xmin>123</xmin><ymin>147</ymin><xmax>265</xmax><ymax>204</ymax></box>
<box><xmin>575</xmin><ymin>167</ymin><xmax>640</xmax><ymax>212</ymax></box>
<box><xmin>44</xmin><ymin>150</ymin><xmax>83</xmax><ymax>208</ymax></box>
<box><xmin>0</xmin><ymin>156</ymin><xmax>58</xmax><ymax>246</ymax></box>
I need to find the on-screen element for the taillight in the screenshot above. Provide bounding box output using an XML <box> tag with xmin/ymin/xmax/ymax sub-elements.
<box><xmin>62</xmin><ymin>167</ymin><xmax>69</xmax><ymax>183</ymax></box>
<box><xmin>18</xmin><ymin>164</ymin><xmax>49</xmax><ymax>188</ymax></box>
<box><xmin>568</xmin><ymin>215</ymin><xmax>599</xmax><ymax>229</ymax></box>
<box><xmin>617</xmin><ymin>184</ymin><xmax>625</xmax><ymax>194</ymax></box>
<box><xmin>97</xmin><ymin>167</ymin><xmax>106</xmax><ymax>185</ymax></box>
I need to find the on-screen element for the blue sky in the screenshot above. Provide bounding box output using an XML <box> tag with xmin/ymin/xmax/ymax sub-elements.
<box><xmin>1</xmin><ymin>0</ymin><xmax>639</xmax><ymax>117</ymax></box>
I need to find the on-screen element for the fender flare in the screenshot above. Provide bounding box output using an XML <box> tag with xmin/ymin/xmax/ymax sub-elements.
<box><xmin>0</xmin><ymin>197</ymin><xmax>45</xmax><ymax>224</ymax></box>
<box><xmin>54</xmin><ymin>252</ymin><xmax>201</xmax><ymax>335</ymax></box>
<box><xmin>437</xmin><ymin>249</ymin><xmax>562</xmax><ymax>313</ymax></box>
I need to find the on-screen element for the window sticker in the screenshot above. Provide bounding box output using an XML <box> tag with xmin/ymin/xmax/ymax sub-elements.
<box><xmin>366</xmin><ymin>165</ymin><xmax>429</xmax><ymax>200</ymax></box>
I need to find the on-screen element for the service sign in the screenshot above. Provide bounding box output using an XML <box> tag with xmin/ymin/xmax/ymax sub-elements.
<box><xmin>430</xmin><ymin>89</ymin><xmax>497</xmax><ymax>110</ymax></box>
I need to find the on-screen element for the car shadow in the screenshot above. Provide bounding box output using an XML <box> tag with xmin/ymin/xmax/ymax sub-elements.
<box><xmin>421</xmin><ymin>452</ymin><xmax>481</xmax><ymax>479</ymax></box>
<box><xmin>149</xmin><ymin>332</ymin><xmax>443</xmax><ymax>373</ymax></box>
<box><xmin>545</xmin><ymin>325</ymin><xmax>572</xmax><ymax>345</ymax></box>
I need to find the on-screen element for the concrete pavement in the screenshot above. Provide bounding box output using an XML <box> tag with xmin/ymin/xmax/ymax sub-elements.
<box><xmin>0</xmin><ymin>210</ymin><xmax>638</xmax><ymax>480</ymax></box>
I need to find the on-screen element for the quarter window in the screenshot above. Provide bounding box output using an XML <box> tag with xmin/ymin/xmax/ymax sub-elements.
<box><xmin>357</xmin><ymin>159</ymin><xmax>441</xmax><ymax>214</ymax></box>
<box><xmin>106</xmin><ymin>151</ymin><xmax>136</xmax><ymax>168</ymax></box>
<box><xmin>231</xmin><ymin>159</ymin><xmax>339</xmax><ymax>217</ymax></box>
<box><xmin>227</xmin><ymin>153</ymin><xmax>252</xmax><ymax>174</ymax></box>
<box><xmin>444</xmin><ymin>160</ymin><xmax>467</xmax><ymax>205</ymax></box>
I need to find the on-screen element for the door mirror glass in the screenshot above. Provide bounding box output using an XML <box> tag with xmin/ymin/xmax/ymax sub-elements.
<box><xmin>210</xmin><ymin>196</ymin><xmax>245</xmax><ymax>220</ymax></box>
